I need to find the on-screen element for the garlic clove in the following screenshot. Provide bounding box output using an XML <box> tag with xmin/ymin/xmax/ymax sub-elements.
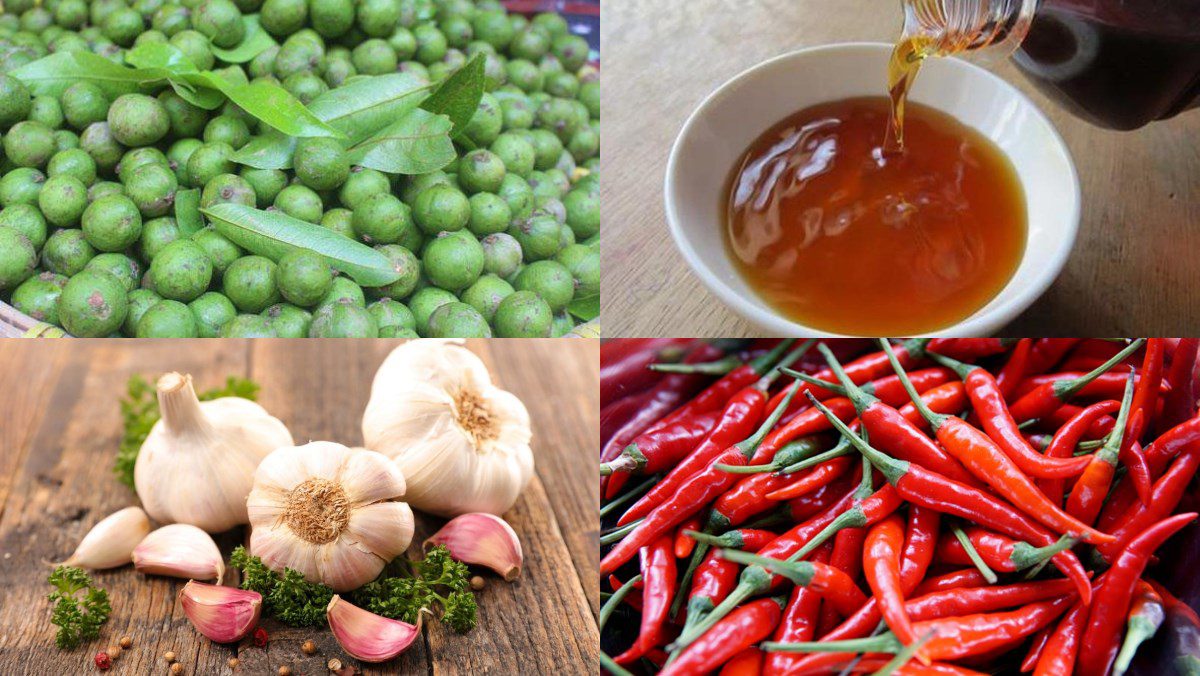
<box><xmin>58</xmin><ymin>506</ymin><xmax>151</xmax><ymax>570</ymax></box>
<box><xmin>424</xmin><ymin>513</ymin><xmax>523</xmax><ymax>581</ymax></box>
<box><xmin>133</xmin><ymin>524</ymin><xmax>224</xmax><ymax>583</ymax></box>
<box><xmin>326</xmin><ymin>595</ymin><xmax>423</xmax><ymax>663</ymax></box>
<box><xmin>339</xmin><ymin>450</ymin><xmax>407</xmax><ymax>506</ymax></box>
<box><xmin>179</xmin><ymin>581</ymin><xmax>262</xmax><ymax>643</ymax></box>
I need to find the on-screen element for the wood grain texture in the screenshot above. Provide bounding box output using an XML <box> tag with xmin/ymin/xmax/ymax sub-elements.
<box><xmin>600</xmin><ymin>0</ymin><xmax>1200</xmax><ymax>337</ymax></box>
<box><xmin>0</xmin><ymin>339</ymin><xmax>598</xmax><ymax>675</ymax></box>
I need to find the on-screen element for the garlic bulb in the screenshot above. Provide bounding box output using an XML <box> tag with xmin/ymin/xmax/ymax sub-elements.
<box><xmin>247</xmin><ymin>442</ymin><xmax>415</xmax><ymax>592</ymax></box>
<box><xmin>134</xmin><ymin>372</ymin><xmax>293</xmax><ymax>533</ymax></box>
<box><xmin>58</xmin><ymin>506</ymin><xmax>150</xmax><ymax>570</ymax></box>
<box><xmin>362</xmin><ymin>340</ymin><xmax>534</xmax><ymax>517</ymax></box>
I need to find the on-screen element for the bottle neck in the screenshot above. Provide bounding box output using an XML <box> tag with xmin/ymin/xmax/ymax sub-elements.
<box><xmin>899</xmin><ymin>0</ymin><xmax>1039</xmax><ymax>64</ymax></box>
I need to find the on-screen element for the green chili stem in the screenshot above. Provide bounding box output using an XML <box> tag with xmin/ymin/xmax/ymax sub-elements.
<box><xmin>599</xmin><ymin>574</ymin><xmax>642</xmax><ymax>631</ymax></box>
<box><xmin>600</xmin><ymin>520</ymin><xmax>642</xmax><ymax>546</ymax></box>
<box><xmin>600</xmin><ymin>474</ymin><xmax>659</xmax><ymax>518</ymax></box>
<box><xmin>952</xmin><ymin>525</ymin><xmax>998</xmax><ymax>584</ymax></box>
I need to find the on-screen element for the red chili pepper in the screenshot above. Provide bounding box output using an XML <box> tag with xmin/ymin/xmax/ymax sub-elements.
<box><xmin>718</xmin><ymin>647</ymin><xmax>764</xmax><ymax>676</ymax></box>
<box><xmin>601</xmin><ymin>409</ymin><xmax>722</xmax><ymax>476</ymax></box>
<box><xmin>601</xmin><ymin>342</ymin><xmax>725</xmax><ymax>495</ymax></box>
<box><xmin>617</xmin><ymin>385</ymin><xmax>767</xmax><ymax>526</ymax></box>
<box><xmin>995</xmin><ymin>338</ymin><xmax>1033</xmax><ymax>400</ymax></box>
<box><xmin>765</xmin><ymin>596</ymin><xmax>1075</xmax><ymax>667</ymax></box>
<box><xmin>881</xmin><ymin>343</ymin><xmax>1114</xmax><ymax>545</ymax></box>
<box><xmin>709</xmin><ymin>439</ymin><xmax>829</xmax><ymax>528</ymax></box>
<box><xmin>679</xmin><ymin>529</ymin><xmax>775</xmax><ymax>636</ymax></box>
<box><xmin>658</xmin><ymin>339</ymin><xmax>800</xmax><ymax>432</ymax></box>
<box><xmin>660</xmin><ymin>597</ymin><xmax>785</xmax><ymax>676</ymax></box>
<box><xmin>1040</xmin><ymin>399</ymin><xmax>1120</xmax><ymax>504</ymax></box>
<box><xmin>600</xmin><ymin>383</ymin><xmax>803</xmax><ymax>575</ymax></box>
<box><xmin>749</xmin><ymin>396</ymin><xmax>858</xmax><ymax>465</ymax></box>
<box><xmin>897</xmin><ymin>381</ymin><xmax>969</xmax><ymax>431</ymax></box>
<box><xmin>1013</xmin><ymin>371</ymin><xmax>1163</xmax><ymax>401</ymax></box>
<box><xmin>764</xmin><ymin>339</ymin><xmax>932</xmax><ymax>414</ymax></box>
<box><xmin>1077</xmin><ymin>513</ymin><xmax>1198</xmax><ymax>676</ymax></box>
<box><xmin>1142</xmin><ymin>414</ymin><xmax>1200</xmax><ymax>475</ymax></box>
<box><xmin>1033</xmin><ymin>600</ymin><xmax>1087</xmax><ymax>676</ymax></box>
<box><xmin>801</xmin><ymin>346</ymin><xmax>979</xmax><ymax>487</ymax></box>
<box><xmin>935</xmin><ymin>527</ymin><xmax>1076</xmax><ymax>573</ymax></box>
<box><xmin>1006</xmin><ymin>340</ymin><xmax>1144</xmax><ymax>424</ymax></box>
<box><xmin>807</xmin><ymin>393</ymin><xmax>1094</xmax><ymax>606</ymax></box>
<box><xmin>717</xmin><ymin>548</ymin><xmax>868</xmax><ymax>617</ymax></box>
<box><xmin>1158</xmin><ymin>338</ymin><xmax>1199</xmax><ymax>434</ymax></box>
<box><xmin>864</xmin><ymin>513</ymin><xmax>919</xmax><ymax>649</ymax></box>
<box><xmin>764</xmin><ymin>454</ymin><xmax>854</xmax><ymax>501</ymax></box>
<box><xmin>1067</xmin><ymin>375</ymin><xmax>1137</xmax><ymax>524</ymax></box>
<box><xmin>1039</xmin><ymin>402</ymin><xmax>1115</xmax><ymax>440</ymax></box>
<box><xmin>926</xmin><ymin>338</ymin><xmax>1013</xmax><ymax>360</ymax></box>
<box><xmin>1021</xmin><ymin>625</ymin><xmax>1053</xmax><ymax>672</ymax></box>
<box><xmin>601</xmin><ymin>338</ymin><xmax>690</xmax><ymax>407</ymax></box>
<box><xmin>613</xmin><ymin>536</ymin><xmax>676</xmax><ymax>665</ymax></box>
<box><xmin>767</xmin><ymin>579</ymin><xmax>825</xmax><ymax>675</ymax></box>
<box><xmin>913</xmin><ymin>569</ymin><xmax>991</xmax><ymax>596</ymax></box>
<box><xmin>1097</xmin><ymin>443</ymin><xmax>1200</xmax><ymax>562</ymax></box>
<box><xmin>675</xmin><ymin>514</ymin><xmax>701</xmax><ymax>559</ymax></box>
<box><xmin>1026</xmin><ymin>338</ymin><xmax>1082</xmax><ymax>375</ymax></box>
<box><xmin>927</xmin><ymin>351</ymin><xmax>1093</xmax><ymax>479</ymax></box>
<box><xmin>817</xmin><ymin>525</ymin><xmax>867</xmax><ymax>635</ymax></box>
<box><xmin>1130</xmin><ymin>338</ymin><xmax>1164</xmax><ymax>436</ymax></box>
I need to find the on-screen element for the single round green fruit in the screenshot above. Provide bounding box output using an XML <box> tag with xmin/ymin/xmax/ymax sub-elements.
<box><xmin>277</xmin><ymin>248</ymin><xmax>333</xmax><ymax>307</ymax></box>
<box><xmin>10</xmin><ymin>271</ymin><xmax>68</xmax><ymax>324</ymax></box>
<box><xmin>41</xmin><ymin>229</ymin><xmax>96</xmax><ymax>277</ymax></box>
<box><xmin>423</xmin><ymin>230</ymin><xmax>484</xmax><ymax>292</ymax></box>
<box><xmin>107</xmin><ymin>94</ymin><xmax>170</xmax><ymax>147</ymax></box>
<box><xmin>293</xmin><ymin>136</ymin><xmax>350</xmax><ymax>191</ymax></box>
<box><xmin>82</xmin><ymin>194</ymin><xmax>143</xmax><ymax>252</ymax></box>
<box><xmin>0</xmin><ymin>226</ymin><xmax>37</xmax><ymax>290</ymax></box>
<box><xmin>136</xmin><ymin>299</ymin><xmax>198</xmax><ymax>337</ymax></box>
<box><xmin>149</xmin><ymin>239</ymin><xmax>214</xmax><ymax>301</ymax></box>
<box><xmin>223</xmin><ymin>254</ymin><xmax>280</xmax><ymax>312</ymax></box>
<box><xmin>220</xmin><ymin>313</ymin><xmax>278</xmax><ymax>337</ymax></box>
<box><xmin>58</xmin><ymin>269</ymin><xmax>129</xmax><ymax>336</ymax></box>
<box><xmin>427</xmin><ymin>301</ymin><xmax>491</xmax><ymax>337</ymax></box>
<box><xmin>261</xmin><ymin>302</ymin><xmax>312</xmax><ymax>337</ymax></box>
<box><xmin>188</xmin><ymin>291</ymin><xmax>237</xmax><ymax>337</ymax></box>
<box><xmin>309</xmin><ymin>298</ymin><xmax>378</xmax><ymax>337</ymax></box>
<box><xmin>493</xmin><ymin>289</ymin><xmax>551</xmax><ymax>337</ymax></box>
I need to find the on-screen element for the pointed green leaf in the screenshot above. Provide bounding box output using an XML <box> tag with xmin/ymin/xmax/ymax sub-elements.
<box><xmin>10</xmin><ymin>51</ymin><xmax>165</xmax><ymax>97</ymax></box>
<box><xmin>169</xmin><ymin>78</ymin><xmax>225</xmax><ymax>109</ymax></box>
<box><xmin>346</xmin><ymin>108</ymin><xmax>455</xmax><ymax>175</ymax></box>
<box><xmin>125</xmin><ymin>41</ymin><xmax>198</xmax><ymax>73</ymax></box>
<box><xmin>210</xmin><ymin>15</ymin><xmax>276</xmax><ymax>63</ymax></box>
<box><xmin>230</xmin><ymin>130</ymin><xmax>296</xmax><ymax>169</ymax></box>
<box><xmin>568</xmin><ymin>294</ymin><xmax>599</xmax><ymax>322</ymax></box>
<box><xmin>202</xmin><ymin>203</ymin><xmax>400</xmax><ymax>286</ymax></box>
<box><xmin>191</xmin><ymin>73</ymin><xmax>341</xmax><ymax>139</ymax></box>
<box><xmin>174</xmin><ymin>188</ymin><xmax>203</xmax><ymax>236</ymax></box>
<box><xmin>420</xmin><ymin>54</ymin><xmax>485</xmax><ymax>138</ymax></box>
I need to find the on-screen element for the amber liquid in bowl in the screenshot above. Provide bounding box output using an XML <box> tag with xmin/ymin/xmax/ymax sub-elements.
<box><xmin>724</xmin><ymin>96</ymin><xmax>1027</xmax><ymax>335</ymax></box>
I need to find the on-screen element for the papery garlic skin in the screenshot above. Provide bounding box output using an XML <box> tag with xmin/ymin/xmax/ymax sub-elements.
<box><xmin>362</xmin><ymin>340</ymin><xmax>535</xmax><ymax>517</ymax></box>
<box><xmin>135</xmin><ymin>372</ymin><xmax>293</xmax><ymax>533</ymax></box>
<box><xmin>180</xmin><ymin>581</ymin><xmax>262</xmax><ymax>643</ymax></box>
<box><xmin>425</xmin><ymin>513</ymin><xmax>523</xmax><ymax>581</ymax></box>
<box><xmin>247</xmin><ymin>442</ymin><xmax>414</xmax><ymax>592</ymax></box>
<box><xmin>60</xmin><ymin>506</ymin><xmax>150</xmax><ymax>569</ymax></box>
<box><xmin>326</xmin><ymin>595</ymin><xmax>423</xmax><ymax>663</ymax></box>
<box><xmin>132</xmin><ymin>524</ymin><xmax>224</xmax><ymax>582</ymax></box>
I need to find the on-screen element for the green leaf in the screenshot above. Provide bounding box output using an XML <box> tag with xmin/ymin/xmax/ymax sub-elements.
<box><xmin>169</xmin><ymin>79</ymin><xmax>225</xmax><ymax>109</ymax></box>
<box><xmin>174</xmin><ymin>188</ymin><xmax>203</xmax><ymax>236</ymax></box>
<box><xmin>202</xmin><ymin>203</ymin><xmax>400</xmax><ymax>286</ymax></box>
<box><xmin>420</xmin><ymin>54</ymin><xmax>485</xmax><ymax>139</ymax></box>
<box><xmin>191</xmin><ymin>73</ymin><xmax>341</xmax><ymax>139</ymax></box>
<box><xmin>210</xmin><ymin>15</ymin><xmax>276</xmax><ymax>63</ymax></box>
<box><xmin>10</xmin><ymin>51</ymin><xmax>165</xmax><ymax>97</ymax></box>
<box><xmin>346</xmin><ymin>108</ymin><xmax>455</xmax><ymax>175</ymax></box>
<box><xmin>125</xmin><ymin>41</ymin><xmax>199</xmax><ymax>73</ymax></box>
<box><xmin>231</xmin><ymin>72</ymin><xmax>432</xmax><ymax>169</ymax></box>
<box><xmin>230</xmin><ymin>129</ymin><xmax>297</xmax><ymax>169</ymax></box>
<box><xmin>568</xmin><ymin>294</ymin><xmax>599</xmax><ymax>322</ymax></box>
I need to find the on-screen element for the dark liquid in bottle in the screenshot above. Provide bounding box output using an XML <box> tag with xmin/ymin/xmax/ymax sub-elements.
<box><xmin>1015</xmin><ymin>0</ymin><xmax>1200</xmax><ymax>130</ymax></box>
<box><xmin>725</xmin><ymin>97</ymin><xmax>1027</xmax><ymax>336</ymax></box>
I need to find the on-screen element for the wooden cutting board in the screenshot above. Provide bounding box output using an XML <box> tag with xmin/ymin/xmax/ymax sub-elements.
<box><xmin>0</xmin><ymin>339</ymin><xmax>599</xmax><ymax>675</ymax></box>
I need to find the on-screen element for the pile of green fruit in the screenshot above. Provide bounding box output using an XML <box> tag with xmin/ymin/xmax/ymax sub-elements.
<box><xmin>0</xmin><ymin>0</ymin><xmax>599</xmax><ymax>337</ymax></box>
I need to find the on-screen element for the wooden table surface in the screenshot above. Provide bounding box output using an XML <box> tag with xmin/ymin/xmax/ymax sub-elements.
<box><xmin>600</xmin><ymin>0</ymin><xmax>1200</xmax><ymax>337</ymax></box>
<box><xmin>0</xmin><ymin>339</ymin><xmax>599</xmax><ymax>675</ymax></box>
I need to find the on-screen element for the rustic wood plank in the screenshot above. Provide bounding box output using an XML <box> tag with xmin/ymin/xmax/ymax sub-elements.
<box><xmin>0</xmin><ymin>339</ymin><xmax>598</xmax><ymax>676</ymax></box>
<box><xmin>601</xmin><ymin>0</ymin><xmax>1200</xmax><ymax>336</ymax></box>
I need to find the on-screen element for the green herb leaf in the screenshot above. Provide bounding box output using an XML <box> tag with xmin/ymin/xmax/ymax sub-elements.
<box><xmin>10</xmin><ymin>51</ymin><xmax>164</xmax><ymax>98</ymax></box>
<box><xmin>174</xmin><ymin>188</ymin><xmax>203</xmax><ymax>236</ymax></box>
<box><xmin>232</xmin><ymin>73</ymin><xmax>432</xmax><ymax>168</ymax></box>
<box><xmin>346</xmin><ymin>108</ymin><xmax>455</xmax><ymax>175</ymax></box>
<box><xmin>114</xmin><ymin>374</ymin><xmax>258</xmax><ymax>490</ymax></box>
<box><xmin>47</xmin><ymin>566</ymin><xmax>111</xmax><ymax>650</ymax></box>
<box><xmin>230</xmin><ymin>546</ymin><xmax>333</xmax><ymax>627</ymax></box>
<box><xmin>210</xmin><ymin>15</ymin><xmax>276</xmax><ymax>63</ymax></box>
<box><xmin>203</xmin><ymin>203</ymin><xmax>401</xmax><ymax>286</ymax></box>
<box><xmin>567</xmin><ymin>294</ymin><xmax>599</xmax><ymax>322</ymax></box>
<box><xmin>351</xmin><ymin>545</ymin><xmax>476</xmax><ymax>633</ymax></box>
<box><xmin>420</xmin><ymin>54</ymin><xmax>486</xmax><ymax>139</ymax></box>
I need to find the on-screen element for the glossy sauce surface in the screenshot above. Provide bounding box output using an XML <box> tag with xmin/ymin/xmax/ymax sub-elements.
<box><xmin>725</xmin><ymin>97</ymin><xmax>1026</xmax><ymax>335</ymax></box>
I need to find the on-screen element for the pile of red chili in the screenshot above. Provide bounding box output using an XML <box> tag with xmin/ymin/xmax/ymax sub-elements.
<box><xmin>600</xmin><ymin>338</ymin><xmax>1200</xmax><ymax>676</ymax></box>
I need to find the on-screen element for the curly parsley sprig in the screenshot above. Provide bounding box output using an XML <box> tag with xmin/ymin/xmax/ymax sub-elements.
<box><xmin>229</xmin><ymin>546</ymin><xmax>333</xmax><ymax>627</ymax></box>
<box><xmin>353</xmin><ymin>545</ymin><xmax>478</xmax><ymax>633</ymax></box>
<box><xmin>47</xmin><ymin>566</ymin><xmax>111</xmax><ymax>649</ymax></box>
<box><xmin>114</xmin><ymin>375</ymin><xmax>260</xmax><ymax>490</ymax></box>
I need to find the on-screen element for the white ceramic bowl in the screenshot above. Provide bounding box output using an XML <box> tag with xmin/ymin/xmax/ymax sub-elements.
<box><xmin>664</xmin><ymin>42</ymin><xmax>1080</xmax><ymax>337</ymax></box>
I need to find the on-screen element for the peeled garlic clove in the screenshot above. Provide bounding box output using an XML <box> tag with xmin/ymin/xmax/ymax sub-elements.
<box><xmin>58</xmin><ymin>506</ymin><xmax>150</xmax><ymax>569</ymax></box>
<box><xmin>179</xmin><ymin>581</ymin><xmax>262</xmax><ymax>643</ymax></box>
<box><xmin>133</xmin><ymin>524</ymin><xmax>224</xmax><ymax>583</ymax></box>
<box><xmin>326</xmin><ymin>595</ymin><xmax>423</xmax><ymax>663</ymax></box>
<box><xmin>424</xmin><ymin>513</ymin><xmax>522</xmax><ymax>581</ymax></box>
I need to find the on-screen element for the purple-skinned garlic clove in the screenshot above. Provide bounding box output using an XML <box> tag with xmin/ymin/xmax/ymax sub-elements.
<box><xmin>326</xmin><ymin>595</ymin><xmax>423</xmax><ymax>663</ymax></box>
<box><xmin>424</xmin><ymin>512</ymin><xmax>522</xmax><ymax>581</ymax></box>
<box><xmin>179</xmin><ymin>581</ymin><xmax>262</xmax><ymax>643</ymax></box>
